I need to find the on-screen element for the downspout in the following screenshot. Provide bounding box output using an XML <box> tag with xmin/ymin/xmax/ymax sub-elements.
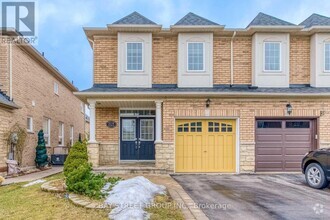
<box><xmin>230</xmin><ymin>31</ymin><xmax>237</xmax><ymax>87</ymax></box>
<box><xmin>9</xmin><ymin>42</ymin><xmax>13</xmax><ymax>100</ymax></box>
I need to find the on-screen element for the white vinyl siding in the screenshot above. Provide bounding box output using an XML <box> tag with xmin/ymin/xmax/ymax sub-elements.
<box><xmin>187</xmin><ymin>42</ymin><xmax>204</xmax><ymax>71</ymax></box>
<box><xmin>43</xmin><ymin>118</ymin><xmax>51</xmax><ymax>146</ymax></box>
<box><xmin>325</xmin><ymin>43</ymin><xmax>330</xmax><ymax>72</ymax></box>
<box><xmin>264</xmin><ymin>42</ymin><xmax>281</xmax><ymax>71</ymax></box>
<box><xmin>126</xmin><ymin>42</ymin><xmax>143</xmax><ymax>71</ymax></box>
<box><xmin>58</xmin><ymin>122</ymin><xmax>64</xmax><ymax>146</ymax></box>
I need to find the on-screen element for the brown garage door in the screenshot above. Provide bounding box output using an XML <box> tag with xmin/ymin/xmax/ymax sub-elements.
<box><xmin>255</xmin><ymin>119</ymin><xmax>315</xmax><ymax>172</ymax></box>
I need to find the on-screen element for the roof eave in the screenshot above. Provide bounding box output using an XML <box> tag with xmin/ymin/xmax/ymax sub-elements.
<box><xmin>302</xmin><ymin>26</ymin><xmax>330</xmax><ymax>33</ymax></box>
<box><xmin>74</xmin><ymin>91</ymin><xmax>330</xmax><ymax>103</ymax></box>
<box><xmin>107</xmin><ymin>24</ymin><xmax>162</xmax><ymax>33</ymax></box>
<box><xmin>247</xmin><ymin>25</ymin><xmax>304</xmax><ymax>33</ymax></box>
<box><xmin>170</xmin><ymin>25</ymin><xmax>225</xmax><ymax>32</ymax></box>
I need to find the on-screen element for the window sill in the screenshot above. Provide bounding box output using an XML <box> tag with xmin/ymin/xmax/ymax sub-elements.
<box><xmin>27</xmin><ymin>130</ymin><xmax>34</xmax><ymax>134</ymax></box>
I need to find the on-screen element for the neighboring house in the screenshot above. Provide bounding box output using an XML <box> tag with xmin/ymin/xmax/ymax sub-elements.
<box><xmin>0</xmin><ymin>29</ymin><xmax>85</xmax><ymax>172</ymax></box>
<box><xmin>76</xmin><ymin>12</ymin><xmax>330</xmax><ymax>173</ymax></box>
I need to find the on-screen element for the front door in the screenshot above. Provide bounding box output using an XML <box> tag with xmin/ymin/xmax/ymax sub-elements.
<box><xmin>120</xmin><ymin>117</ymin><xmax>155</xmax><ymax>160</ymax></box>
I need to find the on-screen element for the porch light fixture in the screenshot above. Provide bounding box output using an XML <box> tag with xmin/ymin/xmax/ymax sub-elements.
<box><xmin>286</xmin><ymin>103</ymin><xmax>292</xmax><ymax>115</ymax></box>
<box><xmin>206</xmin><ymin>99</ymin><xmax>211</xmax><ymax>108</ymax></box>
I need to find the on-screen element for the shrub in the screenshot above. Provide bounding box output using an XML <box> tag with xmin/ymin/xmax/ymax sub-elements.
<box><xmin>63</xmin><ymin>141</ymin><xmax>88</xmax><ymax>177</ymax></box>
<box><xmin>64</xmin><ymin>141</ymin><xmax>106</xmax><ymax>199</ymax></box>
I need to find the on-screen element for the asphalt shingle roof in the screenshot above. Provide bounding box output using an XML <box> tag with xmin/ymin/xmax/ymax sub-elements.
<box><xmin>247</xmin><ymin>12</ymin><xmax>296</xmax><ymax>27</ymax></box>
<box><xmin>300</xmin><ymin>13</ymin><xmax>330</xmax><ymax>28</ymax></box>
<box><xmin>112</xmin><ymin>11</ymin><xmax>157</xmax><ymax>25</ymax></box>
<box><xmin>174</xmin><ymin>12</ymin><xmax>219</xmax><ymax>26</ymax></box>
<box><xmin>0</xmin><ymin>90</ymin><xmax>19</xmax><ymax>109</ymax></box>
<box><xmin>80</xmin><ymin>84</ymin><xmax>330</xmax><ymax>95</ymax></box>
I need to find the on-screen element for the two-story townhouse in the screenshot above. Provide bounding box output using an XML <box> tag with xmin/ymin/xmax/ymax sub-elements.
<box><xmin>0</xmin><ymin>29</ymin><xmax>86</xmax><ymax>173</ymax></box>
<box><xmin>76</xmin><ymin>12</ymin><xmax>330</xmax><ymax>173</ymax></box>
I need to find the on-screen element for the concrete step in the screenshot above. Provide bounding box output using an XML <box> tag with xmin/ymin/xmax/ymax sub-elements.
<box><xmin>93</xmin><ymin>166</ymin><xmax>168</xmax><ymax>175</ymax></box>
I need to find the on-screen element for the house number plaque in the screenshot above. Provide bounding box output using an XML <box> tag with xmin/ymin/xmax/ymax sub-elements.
<box><xmin>106</xmin><ymin>121</ymin><xmax>117</xmax><ymax>128</ymax></box>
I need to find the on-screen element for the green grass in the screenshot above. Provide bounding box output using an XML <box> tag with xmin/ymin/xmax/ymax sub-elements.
<box><xmin>147</xmin><ymin>195</ymin><xmax>185</xmax><ymax>220</ymax></box>
<box><xmin>0</xmin><ymin>173</ymin><xmax>109</xmax><ymax>220</ymax></box>
<box><xmin>0</xmin><ymin>173</ymin><xmax>184</xmax><ymax>220</ymax></box>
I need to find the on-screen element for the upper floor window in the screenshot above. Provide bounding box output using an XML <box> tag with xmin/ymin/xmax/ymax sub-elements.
<box><xmin>264</xmin><ymin>42</ymin><xmax>281</xmax><ymax>71</ymax></box>
<box><xmin>54</xmin><ymin>82</ymin><xmax>59</xmax><ymax>95</ymax></box>
<box><xmin>325</xmin><ymin>43</ymin><xmax>330</xmax><ymax>72</ymax></box>
<box><xmin>187</xmin><ymin>42</ymin><xmax>204</xmax><ymax>71</ymax></box>
<box><xmin>126</xmin><ymin>42</ymin><xmax>143</xmax><ymax>71</ymax></box>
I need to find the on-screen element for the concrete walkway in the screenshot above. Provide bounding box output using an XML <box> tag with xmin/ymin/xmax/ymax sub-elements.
<box><xmin>111</xmin><ymin>174</ymin><xmax>209</xmax><ymax>220</ymax></box>
<box><xmin>2</xmin><ymin>166</ymin><xmax>63</xmax><ymax>185</ymax></box>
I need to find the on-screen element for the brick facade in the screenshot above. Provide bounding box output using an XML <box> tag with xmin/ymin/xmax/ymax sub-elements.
<box><xmin>290</xmin><ymin>36</ymin><xmax>310</xmax><ymax>84</ymax></box>
<box><xmin>0</xmin><ymin>38</ymin><xmax>85</xmax><ymax>170</ymax></box>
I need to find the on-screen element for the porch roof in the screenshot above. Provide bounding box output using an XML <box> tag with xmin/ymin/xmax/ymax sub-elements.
<box><xmin>74</xmin><ymin>84</ymin><xmax>330</xmax><ymax>103</ymax></box>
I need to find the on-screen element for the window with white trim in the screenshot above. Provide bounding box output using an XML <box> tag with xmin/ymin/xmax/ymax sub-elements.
<box><xmin>264</xmin><ymin>42</ymin><xmax>281</xmax><ymax>71</ymax></box>
<box><xmin>325</xmin><ymin>43</ymin><xmax>330</xmax><ymax>72</ymax></box>
<box><xmin>126</xmin><ymin>42</ymin><xmax>143</xmax><ymax>71</ymax></box>
<box><xmin>187</xmin><ymin>42</ymin><xmax>204</xmax><ymax>71</ymax></box>
<box><xmin>27</xmin><ymin>117</ymin><xmax>33</xmax><ymax>132</ymax></box>
<box><xmin>54</xmin><ymin>82</ymin><xmax>59</xmax><ymax>95</ymax></box>
<box><xmin>58</xmin><ymin>122</ymin><xmax>64</xmax><ymax>146</ymax></box>
<box><xmin>70</xmin><ymin>126</ymin><xmax>74</xmax><ymax>146</ymax></box>
<box><xmin>43</xmin><ymin>118</ymin><xmax>51</xmax><ymax>146</ymax></box>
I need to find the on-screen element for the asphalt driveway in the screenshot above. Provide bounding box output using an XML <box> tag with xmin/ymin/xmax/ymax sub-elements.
<box><xmin>172</xmin><ymin>174</ymin><xmax>330</xmax><ymax>220</ymax></box>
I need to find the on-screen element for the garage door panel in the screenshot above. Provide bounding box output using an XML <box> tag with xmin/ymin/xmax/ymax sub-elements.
<box><xmin>175</xmin><ymin>119</ymin><xmax>236</xmax><ymax>173</ymax></box>
<box><xmin>256</xmin><ymin>134</ymin><xmax>283</xmax><ymax>142</ymax></box>
<box><xmin>284</xmin><ymin>134</ymin><xmax>311</xmax><ymax>142</ymax></box>
<box><xmin>256</xmin><ymin>119</ymin><xmax>314</xmax><ymax>172</ymax></box>
<box><xmin>256</xmin><ymin>147</ymin><xmax>282</xmax><ymax>155</ymax></box>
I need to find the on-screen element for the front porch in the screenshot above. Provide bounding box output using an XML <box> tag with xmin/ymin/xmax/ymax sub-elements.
<box><xmin>86</xmin><ymin>99</ymin><xmax>173</xmax><ymax>173</ymax></box>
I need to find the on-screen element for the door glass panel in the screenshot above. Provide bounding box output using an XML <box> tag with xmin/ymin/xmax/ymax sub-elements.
<box><xmin>190</xmin><ymin>122</ymin><xmax>202</xmax><ymax>132</ymax></box>
<box><xmin>257</xmin><ymin>121</ymin><xmax>282</xmax><ymax>128</ymax></box>
<box><xmin>286</xmin><ymin>121</ymin><xmax>310</xmax><ymax>128</ymax></box>
<box><xmin>140</xmin><ymin>119</ymin><xmax>154</xmax><ymax>141</ymax></box>
<box><xmin>122</xmin><ymin>119</ymin><xmax>136</xmax><ymax>141</ymax></box>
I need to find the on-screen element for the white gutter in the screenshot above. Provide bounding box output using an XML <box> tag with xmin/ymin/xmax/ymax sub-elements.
<box><xmin>9</xmin><ymin>42</ymin><xmax>13</xmax><ymax>100</ymax></box>
<box><xmin>230</xmin><ymin>31</ymin><xmax>236</xmax><ymax>86</ymax></box>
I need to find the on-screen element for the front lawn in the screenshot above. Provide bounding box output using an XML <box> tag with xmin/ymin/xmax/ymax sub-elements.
<box><xmin>0</xmin><ymin>173</ymin><xmax>109</xmax><ymax>220</ymax></box>
<box><xmin>0</xmin><ymin>173</ymin><xmax>184</xmax><ymax>220</ymax></box>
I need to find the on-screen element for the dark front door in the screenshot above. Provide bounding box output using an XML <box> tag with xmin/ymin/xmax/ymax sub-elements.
<box><xmin>120</xmin><ymin>117</ymin><xmax>155</xmax><ymax>160</ymax></box>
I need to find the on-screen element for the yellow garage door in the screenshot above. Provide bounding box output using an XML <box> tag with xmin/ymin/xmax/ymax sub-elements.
<box><xmin>175</xmin><ymin>119</ymin><xmax>236</xmax><ymax>173</ymax></box>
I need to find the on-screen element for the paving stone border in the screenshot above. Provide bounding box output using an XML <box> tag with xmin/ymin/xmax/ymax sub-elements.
<box><xmin>41</xmin><ymin>180</ymin><xmax>66</xmax><ymax>193</ymax></box>
<box><xmin>41</xmin><ymin>180</ymin><xmax>106</xmax><ymax>209</ymax></box>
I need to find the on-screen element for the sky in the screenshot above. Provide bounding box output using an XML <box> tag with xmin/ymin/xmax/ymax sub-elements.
<box><xmin>26</xmin><ymin>0</ymin><xmax>330</xmax><ymax>90</ymax></box>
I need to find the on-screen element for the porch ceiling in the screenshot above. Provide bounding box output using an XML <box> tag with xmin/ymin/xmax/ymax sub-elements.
<box><xmin>96</xmin><ymin>100</ymin><xmax>156</xmax><ymax>108</ymax></box>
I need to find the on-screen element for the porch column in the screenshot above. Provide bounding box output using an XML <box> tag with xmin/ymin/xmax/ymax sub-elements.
<box><xmin>155</xmin><ymin>100</ymin><xmax>163</xmax><ymax>143</ymax></box>
<box><xmin>88</xmin><ymin>100</ymin><xmax>97</xmax><ymax>143</ymax></box>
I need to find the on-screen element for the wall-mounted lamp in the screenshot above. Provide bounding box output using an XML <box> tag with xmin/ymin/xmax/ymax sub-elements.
<box><xmin>286</xmin><ymin>103</ymin><xmax>292</xmax><ymax>115</ymax></box>
<box><xmin>206</xmin><ymin>99</ymin><xmax>211</xmax><ymax>108</ymax></box>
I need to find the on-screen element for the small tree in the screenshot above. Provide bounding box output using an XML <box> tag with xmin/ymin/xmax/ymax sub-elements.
<box><xmin>35</xmin><ymin>130</ymin><xmax>48</xmax><ymax>167</ymax></box>
<box><xmin>5</xmin><ymin>123</ymin><xmax>27</xmax><ymax>166</ymax></box>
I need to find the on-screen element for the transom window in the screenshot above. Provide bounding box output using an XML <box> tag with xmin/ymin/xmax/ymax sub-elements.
<box><xmin>208</xmin><ymin>122</ymin><xmax>233</xmax><ymax>132</ymax></box>
<box><xmin>126</xmin><ymin>42</ymin><xmax>143</xmax><ymax>71</ymax></box>
<box><xmin>187</xmin><ymin>42</ymin><xmax>204</xmax><ymax>71</ymax></box>
<box><xmin>325</xmin><ymin>43</ymin><xmax>330</xmax><ymax>72</ymax></box>
<box><xmin>122</xmin><ymin>119</ymin><xmax>136</xmax><ymax>141</ymax></box>
<box><xmin>264</xmin><ymin>42</ymin><xmax>281</xmax><ymax>71</ymax></box>
<box><xmin>178</xmin><ymin>122</ymin><xmax>202</xmax><ymax>132</ymax></box>
<box><xmin>140</xmin><ymin>119</ymin><xmax>154</xmax><ymax>141</ymax></box>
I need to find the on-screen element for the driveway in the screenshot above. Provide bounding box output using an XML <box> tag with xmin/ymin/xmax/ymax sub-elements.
<box><xmin>172</xmin><ymin>174</ymin><xmax>330</xmax><ymax>220</ymax></box>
